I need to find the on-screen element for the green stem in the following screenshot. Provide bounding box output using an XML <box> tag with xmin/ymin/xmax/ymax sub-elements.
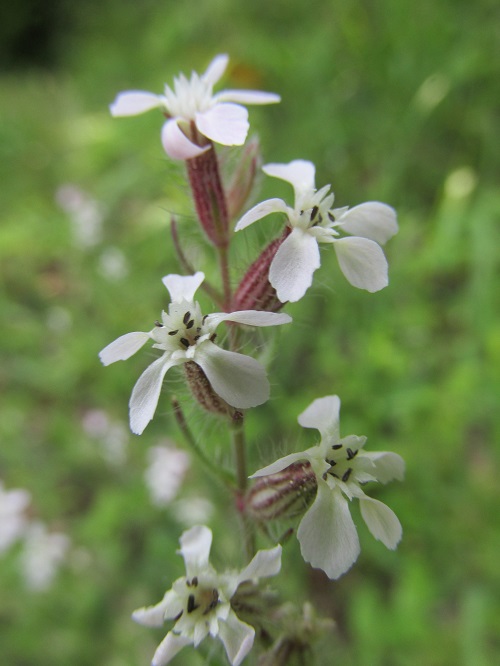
<box><xmin>172</xmin><ymin>397</ymin><xmax>234</xmax><ymax>489</ymax></box>
<box><xmin>231</xmin><ymin>410</ymin><xmax>256</xmax><ymax>559</ymax></box>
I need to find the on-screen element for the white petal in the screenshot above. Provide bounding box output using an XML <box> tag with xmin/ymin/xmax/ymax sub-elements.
<box><xmin>205</xmin><ymin>310</ymin><xmax>292</xmax><ymax>329</ymax></box>
<box><xmin>298</xmin><ymin>395</ymin><xmax>341</xmax><ymax>440</ymax></box>
<box><xmin>361</xmin><ymin>452</ymin><xmax>405</xmax><ymax>483</ymax></box>
<box><xmin>334</xmin><ymin>237</ymin><xmax>389</xmax><ymax>292</ymax></box>
<box><xmin>109</xmin><ymin>91</ymin><xmax>164</xmax><ymax>117</ymax></box>
<box><xmin>218</xmin><ymin>612</ymin><xmax>255</xmax><ymax>666</ymax></box>
<box><xmin>234</xmin><ymin>198</ymin><xmax>289</xmax><ymax>231</ymax></box>
<box><xmin>250</xmin><ymin>451</ymin><xmax>311</xmax><ymax>478</ymax></box>
<box><xmin>297</xmin><ymin>484</ymin><xmax>360</xmax><ymax>580</ymax></box>
<box><xmin>359</xmin><ymin>496</ymin><xmax>402</xmax><ymax>549</ymax></box>
<box><xmin>194</xmin><ymin>344</ymin><xmax>269</xmax><ymax>409</ymax></box>
<box><xmin>195</xmin><ymin>103</ymin><xmax>249</xmax><ymax>146</ymax></box>
<box><xmin>203</xmin><ymin>54</ymin><xmax>229</xmax><ymax>86</ymax></box>
<box><xmin>339</xmin><ymin>202</ymin><xmax>398</xmax><ymax>244</ymax></box>
<box><xmin>161</xmin><ymin>119</ymin><xmax>208</xmax><ymax>160</ymax></box>
<box><xmin>129</xmin><ymin>355</ymin><xmax>178</xmax><ymax>435</ymax></box>
<box><xmin>162</xmin><ymin>272</ymin><xmax>205</xmax><ymax>303</ymax></box>
<box><xmin>215</xmin><ymin>90</ymin><xmax>281</xmax><ymax>105</ymax></box>
<box><xmin>263</xmin><ymin>160</ymin><xmax>316</xmax><ymax>198</ymax></box>
<box><xmin>236</xmin><ymin>545</ymin><xmax>282</xmax><ymax>586</ymax></box>
<box><xmin>132</xmin><ymin>590</ymin><xmax>181</xmax><ymax>627</ymax></box>
<box><xmin>269</xmin><ymin>228</ymin><xmax>320</xmax><ymax>302</ymax></box>
<box><xmin>151</xmin><ymin>632</ymin><xmax>191</xmax><ymax>666</ymax></box>
<box><xmin>178</xmin><ymin>525</ymin><xmax>213</xmax><ymax>577</ymax></box>
<box><xmin>99</xmin><ymin>332</ymin><xmax>150</xmax><ymax>365</ymax></box>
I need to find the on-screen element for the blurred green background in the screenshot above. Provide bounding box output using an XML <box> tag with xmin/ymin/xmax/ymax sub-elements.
<box><xmin>1</xmin><ymin>0</ymin><xmax>499</xmax><ymax>664</ymax></box>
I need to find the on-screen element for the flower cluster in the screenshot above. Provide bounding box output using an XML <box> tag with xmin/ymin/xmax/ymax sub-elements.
<box><xmin>103</xmin><ymin>53</ymin><xmax>404</xmax><ymax>665</ymax></box>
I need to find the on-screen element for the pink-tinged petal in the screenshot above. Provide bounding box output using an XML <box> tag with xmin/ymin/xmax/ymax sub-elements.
<box><xmin>195</xmin><ymin>103</ymin><xmax>249</xmax><ymax>146</ymax></box>
<box><xmin>215</xmin><ymin>90</ymin><xmax>281</xmax><ymax>105</ymax></box>
<box><xmin>109</xmin><ymin>91</ymin><xmax>164</xmax><ymax>117</ymax></box>
<box><xmin>161</xmin><ymin>119</ymin><xmax>208</xmax><ymax>160</ymax></box>
<box><xmin>338</xmin><ymin>202</ymin><xmax>398</xmax><ymax>244</ymax></box>
<box><xmin>178</xmin><ymin>525</ymin><xmax>213</xmax><ymax>578</ymax></box>
<box><xmin>151</xmin><ymin>632</ymin><xmax>191</xmax><ymax>666</ymax></box>
<box><xmin>203</xmin><ymin>54</ymin><xmax>229</xmax><ymax>86</ymax></box>
<box><xmin>129</xmin><ymin>355</ymin><xmax>180</xmax><ymax>435</ymax></box>
<box><xmin>250</xmin><ymin>451</ymin><xmax>311</xmax><ymax>478</ymax></box>
<box><xmin>99</xmin><ymin>332</ymin><xmax>150</xmax><ymax>366</ymax></box>
<box><xmin>269</xmin><ymin>228</ymin><xmax>320</xmax><ymax>302</ymax></box>
<box><xmin>358</xmin><ymin>496</ymin><xmax>403</xmax><ymax>549</ymax></box>
<box><xmin>234</xmin><ymin>198</ymin><xmax>289</xmax><ymax>231</ymax></box>
<box><xmin>298</xmin><ymin>484</ymin><xmax>360</xmax><ymax>580</ymax></box>
<box><xmin>205</xmin><ymin>310</ymin><xmax>291</xmax><ymax>329</ymax></box>
<box><xmin>298</xmin><ymin>395</ymin><xmax>341</xmax><ymax>441</ymax></box>
<box><xmin>263</xmin><ymin>160</ymin><xmax>316</xmax><ymax>196</ymax></box>
<box><xmin>333</xmin><ymin>236</ymin><xmax>389</xmax><ymax>292</ymax></box>
<box><xmin>162</xmin><ymin>272</ymin><xmax>205</xmax><ymax>303</ymax></box>
<box><xmin>218</xmin><ymin>612</ymin><xmax>255</xmax><ymax>666</ymax></box>
<box><xmin>236</xmin><ymin>545</ymin><xmax>282</xmax><ymax>586</ymax></box>
<box><xmin>361</xmin><ymin>451</ymin><xmax>405</xmax><ymax>484</ymax></box>
<box><xmin>194</xmin><ymin>344</ymin><xmax>269</xmax><ymax>409</ymax></box>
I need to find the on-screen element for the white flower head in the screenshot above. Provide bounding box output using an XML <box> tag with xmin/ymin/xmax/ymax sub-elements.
<box><xmin>0</xmin><ymin>481</ymin><xmax>31</xmax><ymax>553</ymax></box>
<box><xmin>20</xmin><ymin>521</ymin><xmax>70</xmax><ymax>591</ymax></box>
<box><xmin>251</xmin><ymin>395</ymin><xmax>405</xmax><ymax>579</ymax></box>
<box><xmin>110</xmin><ymin>54</ymin><xmax>280</xmax><ymax>160</ymax></box>
<box><xmin>99</xmin><ymin>272</ymin><xmax>292</xmax><ymax>435</ymax></box>
<box><xmin>146</xmin><ymin>443</ymin><xmax>190</xmax><ymax>507</ymax></box>
<box><xmin>235</xmin><ymin>159</ymin><xmax>398</xmax><ymax>302</ymax></box>
<box><xmin>133</xmin><ymin>525</ymin><xmax>282</xmax><ymax>666</ymax></box>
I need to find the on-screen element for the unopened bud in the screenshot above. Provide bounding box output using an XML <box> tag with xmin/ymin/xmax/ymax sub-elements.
<box><xmin>226</xmin><ymin>137</ymin><xmax>262</xmax><ymax>220</ymax></box>
<box><xmin>187</xmin><ymin>146</ymin><xmax>229</xmax><ymax>248</ymax></box>
<box><xmin>232</xmin><ymin>228</ymin><xmax>290</xmax><ymax>312</ymax></box>
<box><xmin>246</xmin><ymin>462</ymin><xmax>317</xmax><ymax>522</ymax></box>
<box><xmin>183</xmin><ymin>361</ymin><xmax>232</xmax><ymax>416</ymax></box>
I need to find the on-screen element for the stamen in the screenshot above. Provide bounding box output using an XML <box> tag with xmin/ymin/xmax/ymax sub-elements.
<box><xmin>168</xmin><ymin>330</ymin><xmax>179</xmax><ymax>336</ymax></box>
<box><xmin>328</xmin><ymin>212</ymin><xmax>335</xmax><ymax>222</ymax></box>
<box><xmin>183</xmin><ymin>311</ymin><xmax>191</xmax><ymax>325</ymax></box>
<box><xmin>332</xmin><ymin>444</ymin><xmax>343</xmax><ymax>450</ymax></box>
<box><xmin>346</xmin><ymin>448</ymin><xmax>358</xmax><ymax>460</ymax></box>
<box><xmin>186</xmin><ymin>319</ymin><xmax>195</xmax><ymax>329</ymax></box>
<box><xmin>310</xmin><ymin>205</ymin><xmax>319</xmax><ymax>221</ymax></box>
<box><xmin>187</xmin><ymin>594</ymin><xmax>199</xmax><ymax>614</ymax></box>
<box><xmin>180</xmin><ymin>337</ymin><xmax>190</xmax><ymax>348</ymax></box>
<box><xmin>202</xmin><ymin>314</ymin><xmax>209</xmax><ymax>324</ymax></box>
<box><xmin>342</xmin><ymin>468</ymin><xmax>352</xmax><ymax>482</ymax></box>
<box><xmin>154</xmin><ymin>320</ymin><xmax>164</xmax><ymax>327</ymax></box>
<box><xmin>202</xmin><ymin>589</ymin><xmax>219</xmax><ymax>615</ymax></box>
<box><xmin>210</xmin><ymin>333</ymin><xmax>217</xmax><ymax>342</ymax></box>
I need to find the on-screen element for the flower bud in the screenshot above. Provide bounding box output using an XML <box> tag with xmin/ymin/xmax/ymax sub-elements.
<box><xmin>183</xmin><ymin>361</ymin><xmax>232</xmax><ymax>416</ymax></box>
<box><xmin>226</xmin><ymin>137</ymin><xmax>262</xmax><ymax>221</ymax></box>
<box><xmin>246</xmin><ymin>462</ymin><xmax>317</xmax><ymax>522</ymax></box>
<box><xmin>186</xmin><ymin>146</ymin><xmax>229</xmax><ymax>248</ymax></box>
<box><xmin>232</xmin><ymin>228</ymin><xmax>290</xmax><ymax>312</ymax></box>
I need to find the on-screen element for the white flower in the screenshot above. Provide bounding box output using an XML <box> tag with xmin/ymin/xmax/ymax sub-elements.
<box><xmin>235</xmin><ymin>159</ymin><xmax>398</xmax><ymax>302</ymax></box>
<box><xmin>0</xmin><ymin>481</ymin><xmax>31</xmax><ymax>553</ymax></box>
<box><xmin>146</xmin><ymin>443</ymin><xmax>190</xmax><ymax>506</ymax></box>
<box><xmin>20</xmin><ymin>521</ymin><xmax>70</xmax><ymax>591</ymax></box>
<box><xmin>99</xmin><ymin>272</ymin><xmax>291</xmax><ymax>434</ymax></box>
<box><xmin>133</xmin><ymin>525</ymin><xmax>282</xmax><ymax>666</ymax></box>
<box><xmin>251</xmin><ymin>395</ymin><xmax>404</xmax><ymax>580</ymax></box>
<box><xmin>110</xmin><ymin>54</ymin><xmax>280</xmax><ymax>160</ymax></box>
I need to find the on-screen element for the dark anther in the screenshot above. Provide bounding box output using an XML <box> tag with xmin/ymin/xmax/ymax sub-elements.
<box><xmin>202</xmin><ymin>314</ymin><xmax>209</xmax><ymax>324</ymax></box>
<box><xmin>196</xmin><ymin>327</ymin><xmax>201</xmax><ymax>332</ymax></box>
<box><xmin>327</xmin><ymin>459</ymin><xmax>337</xmax><ymax>467</ymax></box>
<box><xmin>168</xmin><ymin>330</ymin><xmax>178</xmax><ymax>336</ymax></box>
<box><xmin>332</xmin><ymin>444</ymin><xmax>343</xmax><ymax>450</ymax></box>
<box><xmin>186</xmin><ymin>319</ymin><xmax>195</xmax><ymax>329</ymax></box>
<box><xmin>203</xmin><ymin>589</ymin><xmax>219</xmax><ymax>615</ymax></box>
<box><xmin>183</xmin><ymin>311</ymin><xmax>191</xmax><ymax>325</ymax></box>
<box><xmin>173</xmin><ymin>610</ymin><xmax>183</xmax><ymax>621</ymax></box>
<box><xmin>180</xmin><ymin>337</ymin><xmax>190</xmax><ymax>348</ymax></box>
<box><xmin>342</xmin><ymin>468</ymin><xmax>352</xmax><ymax>482</ymax></box>
<box><xmin>187</xmin><ymin>576</ymin><xmax>198</xmax><ymax>588</ymax></box>
<box><xmin>328</xmin><ymin>212</ymin><xmax>335</xmax><ymax>222</ymax></box>
<box><xmin>154</xmin><ymin>320</ymin><xmax>164</xmax><ymax>327</ymax></box>
<box><xmin>194</xmin><ymin>335</ymin><xmax>201</xmax><ymax>341</ymax></box>
<box><xmin>322</xmin><ymin>472</ymin><xmax>328</xmax><ymax>481</ymax></box>
<box><xmin>310</xmin><ymin>205</ymin><xmax>319</xmax><ymax>221</ymax></box>
<box><xmin>210</xmin><ymin>333</ymin><xmax>217</xmax><ymax>342</ymax></box>
<box><xmin>187</xmin><ymin>594</ymin><xmax>199</xmax><ymax>614</ymax></box>
<box><xmin>346</xmin><ymin>448</ymin><xmax>358</xmax><ymax>460</ymax></box>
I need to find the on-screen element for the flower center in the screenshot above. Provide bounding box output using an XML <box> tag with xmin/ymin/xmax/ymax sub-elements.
<box><xmin>164</xmin><ymin>73</ymin><xmax>214</xmax><ymax>119</ymax></box>
<box><xmin>184</xmin><ymin>577</ymin><xmax>220</xmax><ymax>617</ymax></box>
<box><xmin>151</xmin><ymin>302</ymin><xmax>215</xmax><ymax>353</ymax></box>
<box><xmin>324</xmin><ymin>442</ymin><xmax>360</xmax><ymax>483</ymax></box>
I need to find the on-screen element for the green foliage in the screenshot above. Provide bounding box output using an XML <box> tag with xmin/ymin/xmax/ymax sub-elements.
<box><xmin>1</xmin><ymin>1</ymin><xmax>499</xmax><ymax>664</ymax></box>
